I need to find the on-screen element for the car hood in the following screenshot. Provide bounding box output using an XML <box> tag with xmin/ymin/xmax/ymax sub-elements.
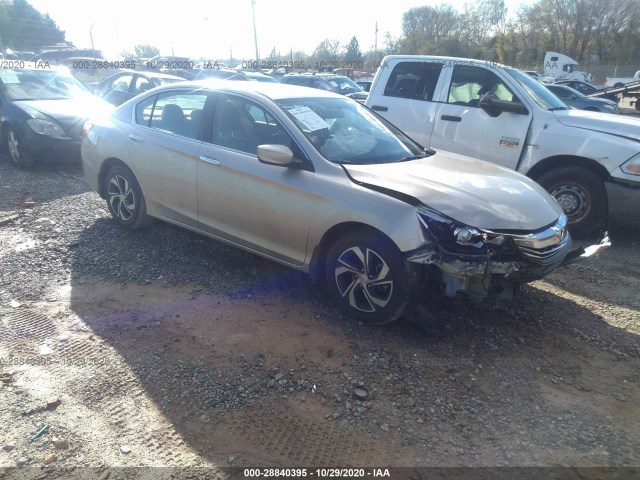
<box><xmin>14</xmin><ymin>96</ymin><xmax>113</xmax><ymax>137</ymax></box>
<box><xmin>554</xmin><ymin>109</ymin><xmax>640</xmax><ymax>141</ymax></box>
<box><xmin>343</xmin><ymin>152</ymin><xmax>563</xmax><ymax>231</ymax></box>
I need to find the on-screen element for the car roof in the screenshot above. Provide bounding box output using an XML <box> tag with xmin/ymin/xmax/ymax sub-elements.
<box><xmin>382</xmin><ymin>54</ymin><xmax>507</xmax><ymax>68</ymax></box>
<box><xmin>548</xmin><ymin>84</ymin><xmax>572</xmax><ymax>90</ymax></box>
<box><xmin>556</xmin><ymin>80</ymin><xmax>589</xmax><ymax>85</ymax></box>
<box><xmin>150</xmin><ymin>79</ymin><xmax>344</xmax><ymax>101</ymax></box>
<box><xmin>103</xmin><ymin>69</ymin><xmax>184</xmax><ymax>81</ymax></box>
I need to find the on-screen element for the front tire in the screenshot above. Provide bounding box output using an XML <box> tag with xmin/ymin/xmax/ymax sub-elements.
<box><xmin>325</xmin><ymin>229</ymin><xmax>412</xmax><ymax>325</ymax></box>
<box><xmin>104</xmin><ymin>165</ymin><xmax>153</xmax><ymax>229</ymax></box>
<box><xmin>5</xmin><ymin>127</ymin><xmax>34</xmax><ymax>167</ymax></box>
<box><xmin>537</xmin><ymin>166</ymin><xmax>607</xmax><ymax>236</ymax></box>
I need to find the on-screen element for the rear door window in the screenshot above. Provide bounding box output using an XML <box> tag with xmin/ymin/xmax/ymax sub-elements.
<box><xmin>135</xmin><ymin>90</ymin><xmax>208</xmax><ymax>140</ymax></box>
<box><xmin>384</xmin><ymin>61</ymin><xmax>443</xmax><ymax>101</ymax></box>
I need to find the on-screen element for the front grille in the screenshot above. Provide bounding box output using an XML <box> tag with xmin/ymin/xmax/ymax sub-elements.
<box><xmin>516</xmin><ymin>239</ymin><xmax>568</xmax><ymax>261</ymax></box>
<box><xmin>509</xmin><ymin>215</ymin><xmax>569</xmax><ymax>264</ymax></box>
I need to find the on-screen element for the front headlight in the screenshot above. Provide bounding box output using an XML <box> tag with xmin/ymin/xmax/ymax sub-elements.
<box><xmin>601</xmin><ymin>103</ymin><xmax>616</xmax><ymax>112</ymax></box>
<box><xmin>417</xmin><ymin>206</ymin><xmax>486</xmax><ymax>253</ymax></box>
<box><xmin>27</xmin><ymin>119</ymin><xmax>66</xmax><ymax>137</ymax></box>
<box><xmin>622</xmin><ymin>153</ymin><xmax>640</xmax><ymax>175</ymax></box>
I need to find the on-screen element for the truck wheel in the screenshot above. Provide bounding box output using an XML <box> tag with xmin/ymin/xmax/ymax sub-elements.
<box><xmin>537</xmin><ymin>167</ymin><xmax>606</xmax><ymax>236</ymax></box>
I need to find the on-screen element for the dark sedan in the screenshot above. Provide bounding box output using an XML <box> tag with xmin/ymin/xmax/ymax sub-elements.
<box><xmin>90</xmin><ymin>70</ymin><xmax>184</xmax><ymax>106</ymax></box>
<box><xmin>545</xmin><ymin>84</ymin><xmax>619</xmax><ymax>113</ymax></box>
<box><xmin>554</xmin><ymin>79</ymin><xmax>619</xmax><ymax>103</ymax></box>
<box><xmin>0</xmin><ymin>66</ymin><xmax>112</xmax><ymax>167</ymax></box>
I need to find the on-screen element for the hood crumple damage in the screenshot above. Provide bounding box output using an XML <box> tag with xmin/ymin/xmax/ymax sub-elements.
<box><xmin>344</xmin><ymin>152</ymin><xmax>563</xmax><ymax>231</ymax></box>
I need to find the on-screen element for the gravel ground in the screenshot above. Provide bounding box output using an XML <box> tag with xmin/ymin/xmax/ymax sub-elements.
<box><xmin>0</xmin><ymin>154</ymin><xmax>639</xmax><ymax>479</ymax></box>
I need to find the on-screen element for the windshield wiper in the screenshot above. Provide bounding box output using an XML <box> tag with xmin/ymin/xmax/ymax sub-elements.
<box><xmin>549</xmin><ymin>106</ymin><xmax>569</xmax><ymax>111</ymax></box>
<box><xmin>396</xmin><ymin>154</ymin><xmax>429</xmax><ymax>162</ymax></box>
<box><xmin>396</xmin><ymin>148</ymin><xmax>435</xmax><ymax>162</ymax></box>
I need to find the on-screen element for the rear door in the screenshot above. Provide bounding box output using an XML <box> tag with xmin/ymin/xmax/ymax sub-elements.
<box><xmin>125</xmin><ymin>89</ymin><xmax>210</xmax><ymax>226</ymax></box>
<box><xmin>366</xmin><ymin>59</ymin><xmax>446</xmax><ymax>147</ymax></box>
<box><xmin>431</xmin><ymin>64</ymin><xmax>532</xmax><ymax>170</ymax></box>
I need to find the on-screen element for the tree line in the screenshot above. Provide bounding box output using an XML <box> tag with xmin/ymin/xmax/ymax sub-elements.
<box><xmin>0</xmin><ymin>0</ymin><xmax>65</xmax><ymax>53</ymax></box>
<box><xmin>2</xmin><ymin>0</ymin><xmax>638</xmax><ymax>70</ymax></box>
<box><xmin>391</xmin><ymin>0</ymin><xmax>640</xmax><ymax>67</ymax></box>
<box><xmin>274</xmin><ymin>0</ymin><xmax>640</xmax><ymax>70</ymax></box>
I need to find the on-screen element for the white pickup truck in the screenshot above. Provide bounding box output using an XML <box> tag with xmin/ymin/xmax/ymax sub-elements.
<box><xmin>365</xmin><ymin>55</ymin><xmax>640</xmax><ymax>234</ymax></box>
<box><xmin>606</xmin><ymin>70</ymin><xmax>640</xmax><ymax>88</ymax></box>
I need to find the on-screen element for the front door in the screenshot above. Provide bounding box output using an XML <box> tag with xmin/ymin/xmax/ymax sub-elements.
<box><xmin>432</xmin><ymin>64</ymin><xmax>532</xmax><ymax>170</ymax></box>
<box><xmin>196</xmin><ymin>93</ymin><xmax>314</xmax><ymax>266</ymax></box>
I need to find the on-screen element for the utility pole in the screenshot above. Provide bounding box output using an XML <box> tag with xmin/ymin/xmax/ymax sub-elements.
<box><xmin>89</xmin><ymin>23</ymin><xmax>97</xmax><ymax>65</ymax></box>
<box><xmin>374</xmin><ymin>21</ymin><xmax>378</xmax><ymax>55</ymax></box>
<box><xmin>252</xmin><ymin>0</ymin><xmax>259</xmax><ymax>64</ymax></box>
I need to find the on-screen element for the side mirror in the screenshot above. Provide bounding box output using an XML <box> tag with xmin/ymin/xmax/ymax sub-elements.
<box><xmin>569</xmin><ymin>94</ymin><xmax>577</xmax><ymax>100</ymax></box>
<box><xmin>479</xmin><ymin>92</ymin><xmax>526</xmax><ymax>117</ymax></box>
<box><xmin>257</xmin><ymin>144</ymin><xmax>295</xmax><ymax>167</ymax></box>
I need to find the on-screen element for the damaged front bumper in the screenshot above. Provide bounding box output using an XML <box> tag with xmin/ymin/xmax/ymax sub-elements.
<box><xmin>406</xmin><ymin>214</ymin><xmax>610</xmax><ymax>303</ymax></box>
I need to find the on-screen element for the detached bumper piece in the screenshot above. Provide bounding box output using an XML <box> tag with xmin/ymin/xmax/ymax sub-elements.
<box><xmin>560</xmin><ymin>233</ymin><xmax>611</xmax><ymax>267</ymax></box>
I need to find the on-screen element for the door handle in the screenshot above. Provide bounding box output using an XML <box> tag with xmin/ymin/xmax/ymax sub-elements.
<box><xmin>441</xmin><ymin>115</ymin><xmax>462</xmax><ymax>122</ymax></box>
<box><xmin>370</xmin><ymin>105</ymin><xmax>388</xmax><ymax>112</ymax></box>
<box><xmin>199</xmin><ymin>155</ymin><xmax>221</xmax><ymax>165</ymax></box>
<box><xmin>128</xmin><ymin>134</ymin><xmax>145</xmax><ymax>142</ymax></box>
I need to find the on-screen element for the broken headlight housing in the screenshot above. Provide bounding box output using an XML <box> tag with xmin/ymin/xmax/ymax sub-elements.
<box><xmin>417</xmin><ymin>206</ymin><xmax>489</xmax><ymax>254</ymax></box>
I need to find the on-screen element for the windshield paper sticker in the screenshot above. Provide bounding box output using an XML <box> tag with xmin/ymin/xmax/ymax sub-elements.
<box><xmin>0</xmin><ymin>71</ymin><xmax>20</xmax><ymax>84</ymax></box>
<box><xmin>288</xmin><ymin>106</ymin><xmax>330</xmax><ymax>131</ymax></box>
<box><xmin>499</xmin><ymin>137</ymin><xmax>519</xmax><ymax>148</ymax></box>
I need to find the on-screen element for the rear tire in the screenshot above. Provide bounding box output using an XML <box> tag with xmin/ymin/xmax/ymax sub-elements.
<box><xmin>103</xmin><ymin>164</ymin><xmax>153</xmax><ymax>229</ymax></box>
<box><xmin>537</xmin><ymin>166</ymin><xmax>607</xmax><ymax>236</ymax></box>
<box><xmin>325</xmin><ymin>228</ymin><xmax>413</xmax><ymax>325</ymax></box>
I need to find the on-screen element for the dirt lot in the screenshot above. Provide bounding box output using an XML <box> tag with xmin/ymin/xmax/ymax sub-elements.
<box><xmin>0</xmin><ymin>147</ymin><xmax>639</xmax><ymax>479</ymax></box>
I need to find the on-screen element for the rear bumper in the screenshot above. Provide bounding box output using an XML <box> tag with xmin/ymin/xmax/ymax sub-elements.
<box><xmin>606</xmin><ymin>181</ymin><xmax>640</xmax><ymax>225</ymax></box>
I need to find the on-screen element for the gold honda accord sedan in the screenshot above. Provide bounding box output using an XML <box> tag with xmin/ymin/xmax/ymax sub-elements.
<box><xmin>81</xmin><ymin>81</ymin><xmax>603</xmax><ymax>325</ymax></box>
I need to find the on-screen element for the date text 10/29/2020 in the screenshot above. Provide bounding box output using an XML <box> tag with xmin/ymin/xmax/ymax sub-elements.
<box><xmin>243</xmin><ymin>468</ymin><xmax>391</xmax><ymax>477</ymax></box>
<box><xmin>0</xmin><ymin>356</ymin><xmax>111</xmax><ymax>367</ymax></box>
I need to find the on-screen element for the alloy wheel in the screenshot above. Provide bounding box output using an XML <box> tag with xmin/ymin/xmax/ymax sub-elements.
<box><xmin>107</xmin><ymin>175</ymin><xmax>137</xmax><ymax>221</ymax></box>
<box><xmin>334</xmin><ymin>246</ymin><xmax>394</xmax><ymax>313</ymax></box>
<box><xmin>7</xmin><ymin>130</ymin><xmax>20</xmax><ymax>164</ymax></box>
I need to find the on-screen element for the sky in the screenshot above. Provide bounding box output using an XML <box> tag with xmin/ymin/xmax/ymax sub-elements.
<box><xmin>27</xmin><ymin>0</ymin><xmax>528</xmax><ymax>62</ymax></box>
